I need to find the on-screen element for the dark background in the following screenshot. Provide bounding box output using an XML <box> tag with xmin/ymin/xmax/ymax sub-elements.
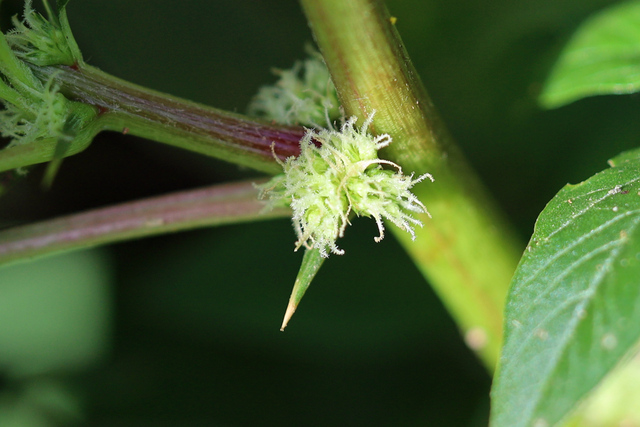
<box><xmin>0</xmin><ymin>0</ymin><xmax>638</xmax><ymax>425</ymax></box>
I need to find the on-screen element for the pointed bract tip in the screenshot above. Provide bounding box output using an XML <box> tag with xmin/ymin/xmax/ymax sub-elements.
<box><xmin>280</xmin><ymin>301</ymin><xmax>297</xmax><ymax>331</ymax></box>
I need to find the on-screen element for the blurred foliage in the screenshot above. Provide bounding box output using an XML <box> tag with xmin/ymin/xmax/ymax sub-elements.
<box><xmin>0</xmin><ymin>249</ymin><xmax>112</xmax><ymax>426</ymax></box>
<box><xmin>1</xmin><ymin>0</ymin><xmax>639</xmax><ymax>425</ymax></box>
<box><xmin>540</xmin><ymin>0</ymin><xmax>640</xmax><ymax>108</ymax></box>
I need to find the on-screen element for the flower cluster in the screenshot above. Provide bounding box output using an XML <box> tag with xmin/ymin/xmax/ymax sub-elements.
<box><xmin>260</xmin><ymin>114</ymin><xmax>433</xmax><ymax>257</ymax></box>
<box><xmin>248</xmin><ymin>50</ymin><xmax>340</xmax><ymax>128</ymax></box>
<box><xmin>0</xmin><ymin>0</ymin><xmax>98</xmax><ymax>182</ymax></box>
<box><xmin>0</xmin><ymin>75</ymin><xmax>67</xmax><ymax>147</ymax></box>
<box><xmin>6</xmin><ymin>0</ymin><xmax>81</xmax><ymax>67</ymax></box>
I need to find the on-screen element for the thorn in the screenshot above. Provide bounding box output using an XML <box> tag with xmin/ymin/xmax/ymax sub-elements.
<box><xmin>279</xmin><ymin>248</ymin><xmax>325</xmax><ymax>331</ymax></box>
<box><xmin>280</xmin><ymin>300</ymin><xmax>297</xmax><ymax>331</ymax></box>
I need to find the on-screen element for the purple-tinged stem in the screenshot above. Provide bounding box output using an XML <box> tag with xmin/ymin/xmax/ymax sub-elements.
<box><xmin>0</xmin><ymin>179</ymin><xmax>290</xmax><ymax>266</ymax></box>
<box><xmin>32</xmin><ymin>64</ymin><xmax>306</xmax><ymax>174</ymax></box>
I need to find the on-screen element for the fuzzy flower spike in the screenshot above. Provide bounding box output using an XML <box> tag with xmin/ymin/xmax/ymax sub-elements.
<box><xmin>260</xmin><ymin>113</ymin><xmax>433</xmax><ymax>258</ymax></box>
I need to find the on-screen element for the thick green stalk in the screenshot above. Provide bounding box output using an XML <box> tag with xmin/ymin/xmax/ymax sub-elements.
<box><xmin>300</xmin><ymin>0</ymin><xmax>522</xmax><ymax>368</ymax></box>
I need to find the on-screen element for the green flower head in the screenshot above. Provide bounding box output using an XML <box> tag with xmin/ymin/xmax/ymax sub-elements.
<box><xmin>260</xmin><ymin>113</ymin><xmax>433</xmax><ymax>257</ymax></box>
<box><xmin>248</xmin><ymin>49</ymin><xmax>340</xmax><ymax>128</ymax></box>
<box><xmin>7</xmin><ymin>0</ymin><xmax>82</xmax><ymax>67</ymax></box>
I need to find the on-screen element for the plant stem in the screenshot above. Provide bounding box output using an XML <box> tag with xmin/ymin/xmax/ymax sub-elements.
<box><xmin>0</xmin><ymin>179</ymin><xmax>289</xmax><ymax>267</ymax></box>
<box><xmin>300</xmin><ymin>0</ymin><xmax>523</xmax><ymax>369</ymax></box>
<box><xmin>3</xmin><ymin>63</ymin><xmax>307</xmax><ymax>174</ymax></box>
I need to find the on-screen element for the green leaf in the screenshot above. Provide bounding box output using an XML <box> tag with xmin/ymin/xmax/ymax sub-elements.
<box><xmin>540</xmin><ymin>0</ymin><xmax>640</xmax><ymax>108</ymax></box>
<box><xmin>280</xmin><ymin>248</ymin><xmax>325</xmax><ymax>331</ymax></box>
<box><xmin>491</xmin><ymin>147</ymin><xmax>640</xmax><ymax>427</ymax></box>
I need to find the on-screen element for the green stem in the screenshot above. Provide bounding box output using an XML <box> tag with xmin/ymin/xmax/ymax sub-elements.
<box><xmin>0</xmin><ymin>61</ymin><xmax>307</xmax><ymax>175</ymax></box>
<box><xmin>300</xmin><ymin>0</ymin><xmax>523</xmax><ymax>369</ymax></box>
<box><xmin>0</xmin><ymin>124</ymin><xmax>101</xmax><ymax>174</ymax></box>
<box><xmin>0</xmin><ymin>179</ymin><xmax>289</xmax><ymax>267</ymax></box>
<box><xmin>34</xmin><ymin>64</ymin><xmax>306</xmax><ymax>174</ymax></box>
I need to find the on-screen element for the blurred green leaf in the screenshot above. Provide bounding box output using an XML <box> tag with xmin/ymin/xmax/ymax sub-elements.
<box><xmin>540</xmin><ymin>0</ymin><xmax>640</xmax><ymax>108</ymax></box>
<box><xmin>0</xmin><ymin>379</ymin><xmax>82</xmax><ymax>427</ymax></box>
<box><xmin>0</xmin><ymin>249</ymin><xmax>112</xmax><ymax>376</ymax></box>
<box><xmin>491</xmin><ymin>147</ymin><xmax>640</xmax><ymax>427</ymax></box>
